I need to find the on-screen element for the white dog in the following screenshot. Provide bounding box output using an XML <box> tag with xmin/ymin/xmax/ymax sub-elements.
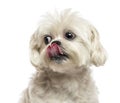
<box><xmin>19</xmin><ymin>9</ymin><xmax>107</xmax><ymax>103</ymax></box>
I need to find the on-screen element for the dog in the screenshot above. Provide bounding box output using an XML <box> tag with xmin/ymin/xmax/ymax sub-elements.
<box><xmin>19</xmin><ymin>9</ymin><xmax>107</xmax><ymax>103</ymax></box>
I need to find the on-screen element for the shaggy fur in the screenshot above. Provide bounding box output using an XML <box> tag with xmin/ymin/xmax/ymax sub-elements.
<box><xmin>19</xmin><ymin>9</ymin><xmax>107</xmax><ymax>103</ymax></box>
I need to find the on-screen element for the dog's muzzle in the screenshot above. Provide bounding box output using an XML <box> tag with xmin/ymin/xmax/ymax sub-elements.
<box><xmin>46</xmin><ymin>43</ymin><xmax>68</xmax><ymax>63</ymax></box>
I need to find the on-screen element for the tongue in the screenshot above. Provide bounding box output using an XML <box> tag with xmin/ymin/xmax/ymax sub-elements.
<box><xmin>47</xmin><ymin>43</ymin><xmax>63</xmax><ymax>58</ymax></box>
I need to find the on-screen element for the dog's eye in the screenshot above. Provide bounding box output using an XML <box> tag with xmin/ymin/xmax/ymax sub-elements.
<box><xmin>64</xmin><ymin>32</ymin><xmax>76</xmax><ymax>40</ymax></box>
<box><xmin>44</xmin><ymin>35</ymin><xmax>52</xmax><ymax>45</ymax></box>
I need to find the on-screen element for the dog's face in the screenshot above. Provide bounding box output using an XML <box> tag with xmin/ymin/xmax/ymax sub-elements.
<box><xmin>30</xmin><ymin>9</ymin><xmax>107</xmax><ymax>73</ymax></box>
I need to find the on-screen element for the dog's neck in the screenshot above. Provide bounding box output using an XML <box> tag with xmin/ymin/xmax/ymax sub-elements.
<box><xmin>32</xmin><ymin>67</ymin><xmax>92</xmax><ymax>92</ymax></box>
<box><xmin>43</xmin><ymin>67</ymin><xmax>90</xmax><ymax>78</ymax></box>
<box><xmin>29</xmin><ymin>67</ymin><xmax>97</xmax><ymax>103</ymax></box>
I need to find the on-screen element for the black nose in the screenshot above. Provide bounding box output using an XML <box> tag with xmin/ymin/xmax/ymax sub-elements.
<box><xmin>52</xmin><ymin>40</ymin><xmax>61</xmax><ymax>45</ymax></box>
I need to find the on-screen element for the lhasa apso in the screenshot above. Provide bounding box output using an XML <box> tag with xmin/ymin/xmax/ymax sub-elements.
<box><xmin>19</xmin><ymin>9</ymin><xmax>107</xmax><ymax>103</ymax></box>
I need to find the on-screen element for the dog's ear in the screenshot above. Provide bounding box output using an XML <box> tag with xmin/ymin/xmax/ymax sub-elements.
<box><xmin>89</xmin><ymin>25</ymin><xmax>107</xmax><ymax>66</ymax></box>
<box><xmin>29</xmin><ymin>31</ymin><xmax>41</xmax><ymax>67</ymax></box>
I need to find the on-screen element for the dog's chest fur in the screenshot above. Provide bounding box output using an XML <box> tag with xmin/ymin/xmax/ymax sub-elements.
<box><xmin>22</xmin><ymin>68</ymin><xmax>98</xmax><ymax>103</ymax></box>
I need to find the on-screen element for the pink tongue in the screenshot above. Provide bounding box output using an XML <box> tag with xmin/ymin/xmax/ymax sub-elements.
<box><xmin>47</xmin><ymin>43</ymin><xmax>63</xmax><ymax>58</ymax></box>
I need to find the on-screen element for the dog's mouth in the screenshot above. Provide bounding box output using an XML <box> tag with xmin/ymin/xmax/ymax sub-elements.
<box><xmin>46</xmin><ymin>43</ymin><xmax>69</xmax><ymax>63</ymax></box>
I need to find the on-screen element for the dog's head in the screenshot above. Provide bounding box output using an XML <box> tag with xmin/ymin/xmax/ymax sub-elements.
<box><xmin>30</xmin><ymin>9</ymin><xmax>107</xmax><ymax>73</ymax></box>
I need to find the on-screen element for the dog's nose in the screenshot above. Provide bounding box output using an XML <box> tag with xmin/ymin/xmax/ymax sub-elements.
<box><xmin>52</xmin><ymin>40</ymin><xmax>61</xmax><ymax>45</ymax></box>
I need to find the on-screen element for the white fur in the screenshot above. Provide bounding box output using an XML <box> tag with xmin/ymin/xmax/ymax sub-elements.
<box><xmin>19</xmin><ymin>9</ymin><xmax>107</xmax><ymax>103</ymax></box>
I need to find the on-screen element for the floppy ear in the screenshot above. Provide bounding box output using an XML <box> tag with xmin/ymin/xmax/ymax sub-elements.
<box><xmin>29</xmin><ymin>31</ymin><xmax>41</xmax><ymax>67</ymax></box>
<box><xmin>90</xmin><ymin>25</ymin><xmax>107</xmax><ymax>66</ymax></box>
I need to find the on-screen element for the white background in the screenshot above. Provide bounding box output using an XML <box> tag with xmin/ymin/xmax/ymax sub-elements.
<box><xmin>0</xmin><ymin>0</ymin><xmax>120</xmax><ymax>103</ymax></box>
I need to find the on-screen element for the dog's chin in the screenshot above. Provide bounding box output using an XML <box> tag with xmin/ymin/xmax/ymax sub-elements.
<box><xmin>45</xmin><ymin>55</ymin><xmax>80</xmax><ymax>74</ymax></box>
<box><xmin>49</xmin><ymin>53</ymin><xmax>69</xmax><ymax>64</ymax></box>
